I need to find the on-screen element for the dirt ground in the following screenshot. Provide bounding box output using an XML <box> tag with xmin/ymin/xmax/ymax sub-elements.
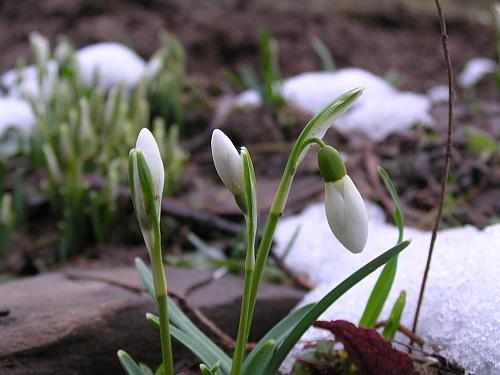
<box><xmin>1</xmin><ymin>0</ymin><xmax>499</xmax><ymax>273</ymax></box>
<box><xmin>0</xmin><ymin>0</ymin><xmax>496</xmax><ymax>92</ymax></box>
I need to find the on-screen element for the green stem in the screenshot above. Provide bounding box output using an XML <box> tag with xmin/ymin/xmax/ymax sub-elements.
<box><xmin>151</xmin><ymin>222</ymin><xmax>175</xmax><ymax>375</ymax></box>
<box><xmin>231</xmin><ymin>197</ymin><xmax>257</xmax><ymax>375</ymax></box>
<box><xmin>244</xmin><ymin>140</ymin><xmax>302</xmax><ymax>337</ymax></box>
<box><xmin>230</xmin><ymin>267</ymin><xmax>253</xmax><ymax>375</ymax></box>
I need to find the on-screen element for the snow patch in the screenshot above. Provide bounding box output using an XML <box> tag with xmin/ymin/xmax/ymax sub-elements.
<box><xmin>75</xmin><ymin>43</ymin><xmax>146</xmax><ymax>89</ymax></box>
<box><xmin>427</xmin><ymin>85</ymin><xmax>449</xmax><ymax>103</ymax></box>
<box><xmin>1</xmin><ymin>61</ymin><xmax>58</xmax><ymax>99</ymax></box>
<box><xmin>235</xmin><ymin>69</ymin><xmax>432</xmax><ymax>141</ymax></box>
<box><xmin>274</xmin><ymin>202</ymin><xmax>500</xmax><ymax>374</ymax></box>
<box><xmin>458</xmin><ymin>58</ymin><xmax>496</xmax><ymax>88</ymax></box>
<box><xmin>0</xmin><ymin>98</ymin><xmax>35</xmax><ymax>135</ymax></box>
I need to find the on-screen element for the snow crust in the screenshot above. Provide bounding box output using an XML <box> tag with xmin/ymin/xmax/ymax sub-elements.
<box><xmin>1</xmin><ymin>61</ymin><xmax>58</xmax><ymax>99</ymax></box>
<box><xmin>427</xmin><ymin>85</ymin><xmax>449</xmax><ymax>103</ymax></box>
<box><xmin>236</xmin><ymin>69</ymin><xmax>432</xmax><ymax>141</ymax></box>
<box><xmin>0</xmin><ymin>98</ymin><xmax>35</xmax><ymax>134</ymax></box>
<box><xmin>274</xmin><ymin>201</ymin><xmax>500</xmax><ymax>374</ymax></box>
<box><xmin>75</xmin><ymin>42</ymin><xmax>146</xmax><ymax>89</ymax></box>
<box><xmin>458</xmin><ymin>58</ymin><xmax>497</xmax><ymax>88</ymax></box>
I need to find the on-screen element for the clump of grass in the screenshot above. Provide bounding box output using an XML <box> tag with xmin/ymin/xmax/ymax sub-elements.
<box><xmin>4</xmin><ymin>32</ymin><xmax>189</xmax><ymax>260</ymax></box>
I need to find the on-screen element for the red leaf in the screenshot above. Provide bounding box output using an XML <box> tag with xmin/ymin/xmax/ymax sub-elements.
<box><xmin>314</xmin><ymin>320</ymin><xmax>418</xmax><ymax>375</ymax></box>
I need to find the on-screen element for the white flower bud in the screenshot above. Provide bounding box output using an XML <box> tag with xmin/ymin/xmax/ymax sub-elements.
<box><xmin>136</xmin><ymin>128</ymin><xmax>165</xmax><ymax>205</ymax></box>
<box><xmin>211</xmin><ymin>129</ymin><xmax>243</xmax><ymax>196</ymax></box>
<box><xmin>324</xmin><ymin>175</ymin><xmax>368</xmax><ymax>254</ymax></box>
<box><xmin>129</xmin><ymin>128</ymin><xmax>165</xmax><ymax>254</ymax></box>
<box><xmin>30</xmin><ymin>32</ymin><xmax>50</xmax><ymax>68</ymax></box>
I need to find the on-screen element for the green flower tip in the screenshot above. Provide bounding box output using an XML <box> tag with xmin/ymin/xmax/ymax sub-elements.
<box><xmin>318</xmin><ymin>145</ymin><xmax>346</xmax><ymax>183</ymax></box>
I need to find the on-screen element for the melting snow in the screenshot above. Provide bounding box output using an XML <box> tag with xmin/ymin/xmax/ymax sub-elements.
<box><xmin>1</xmin><ymin>61</ymin><xmax>58</xmax><ymax>99</ymax></box>
<box><xmin>236</xmin><ymin>69</ymin><xmax>432</xmax><ymax>141</ymax></box>
<box><xmin>458</xmin><ymin>58</ymin><xmax>497</xmax><ymax>88</ymax></box>
<box><xmin>0</xmin><ymin>98</ymin><xmax>35</xmax><ymax>135</ymax></box>
<box><xmin>274</xmin><ymin>201</ymin><xmax>500</xmax><ymax>374</ymax></box>
<box><xmin>75</xmin><ymin>42</ymin><xmax>146</xmax><ymax>89</ymax></box>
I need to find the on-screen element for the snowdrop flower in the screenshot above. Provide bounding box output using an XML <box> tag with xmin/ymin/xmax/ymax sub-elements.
<box><xmin>211</xmin><ymin>129</ymin><xmax>244</xmax><ymax>196</ymax></box>
<box><xmin>318</xmin><ymin>146</ymin><xmax>368</xmax><ymax>253</ymax></box>
<box><xmin>129</xmin><ymin>128</ymin><xmax>165</xmax><ymax>253</ymax></box>
<box><xmin>30</xmin><ymin>32</ymin><xmax>50</xmax><ymax>68</ymax></box>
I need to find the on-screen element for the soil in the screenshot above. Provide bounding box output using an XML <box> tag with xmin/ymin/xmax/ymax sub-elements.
<box><xmin>0</xmin><ymin>0</ymin><xmax>495</xmax><ymax>92</ymax></box>
<box><xmin>0</xmin><ymin>0</ymin><xmax>498</xmax><ymax>269</ymax></box>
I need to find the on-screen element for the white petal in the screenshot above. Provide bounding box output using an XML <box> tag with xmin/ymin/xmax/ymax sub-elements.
<box><xmin>211</xmin><ymin>129</ymin><xmax>243</xmax><ymax>195</ymax></box>
<box><xmin>136</xmin><ymin>128</ymin><xmax>165</xmax><ymax>202</ymax></box>
<box><xmin>325</xmin><ymin>176</ymin><xmax>368</xmax><ymax>253</ymax></box>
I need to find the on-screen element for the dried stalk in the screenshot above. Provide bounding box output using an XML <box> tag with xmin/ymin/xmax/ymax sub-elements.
<box><xmin>412</xmin><ymin>0</ymin><xmax>455</xmax><ymax>335</ymax></box>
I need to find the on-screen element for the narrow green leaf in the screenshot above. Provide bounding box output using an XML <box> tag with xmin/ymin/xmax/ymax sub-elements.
<box><xmin>242</xmin><ymin>340</ymin><xmax>276</xmax><ymax>375</ymax></box>
<box><xmin>139</xmin><ymin>363</ymin><xmax>154</xmax><ymax>375</ymax></box>
<box><xmin>281</xmin><ymin>225</ymin><xmax>301</xmax><ymax>261</ymax></box>
<box><xmin>295</xmin><ymin>88</ymin><xmax>362</xmax><ymax>165</ymax></box>
<box><xmin>117</xmin><ymin>350</ymin><xmax>146</xmax><ymax>375</ymax></box>
<box><xmin>136</xmin><ymin>259</ymin><xmax>231</xmax><ymax>373</ymax></box>
<box><xmin>241</xmin><ymin>148</ymin><xmax>257</xmax><ymax>268</ymax></box>
<box><xmin>200</xmin><ymin>364</ymin><xmax>213</xmax><ymax>375</ymax></box>
<box><xmin>242</xmin><ymin>303</ymin><xmax>314</xmax><ymax>374</ymax></box>
<box><xmin>146</xmin><ymin>314</ymin><xmax>225</xmax><ymax>374</ymax></box>
<box><xmin>359</xmin><ymin>167</ymin><xmax>404</xmax><ymax>328</ymax></box>
<box><xmin>383</xmin><ymin>290</ymin><xmax>406</xmax><ymax>339</ymax></box>
<box><xmin>358</xmin><ymin>256</ymin><xmax>397</xmax><ymax>328</ymax></box>
<box><xmin>378</xmin><ymin>166</ymin><xmax>404</xmax><ymax>242</ymax></box>
<box><xmin>200</xmin><ymin>362</ymin><xmax>221</xmax><ymax>375</ymax></box>
<box><xmin>309</xmin><ymin>35</ymin><xmax>335</xmax><ymax>72</ymax></box>
<box><xmin>265</xmin><ymin>240</ymin><xmax>411</xmax><ymax>375</ymax></box>
<box><xmin>136</xmin><ymin>150</ymin><xmax>158</xmax><ymax>222</ymax></box>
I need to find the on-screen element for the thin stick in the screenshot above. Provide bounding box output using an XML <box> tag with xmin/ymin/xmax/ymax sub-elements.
<box><xmin>412</xmin><ymin>0</ymin><xmax>455</xmax><ymax>336</ymax></box>
<box><xmin>374</xmin><ymin>320</ymin><xmax>425</xmax><ymax>347</ymax></box>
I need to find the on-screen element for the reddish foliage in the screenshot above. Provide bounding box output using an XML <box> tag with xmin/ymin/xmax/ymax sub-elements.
<box><xmin>314</xmin><ymin>320</ymin><xmax>418</xmax><ymax>375</ymax></box>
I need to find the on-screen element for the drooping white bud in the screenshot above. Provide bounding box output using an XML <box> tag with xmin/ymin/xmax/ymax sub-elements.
<box><xmin>324</xmin><ymin>175</ymin><xmax>368</xmax><ymax>254</ymax></box>
<box><xmin>211</xmin><ymin>129</ymin><xmax>244</xmax><ymax>196</ymax></box>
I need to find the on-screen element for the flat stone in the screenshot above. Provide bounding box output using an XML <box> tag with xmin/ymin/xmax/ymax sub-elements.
<box><xmin>0</xmin><ymin>266</ymin><xmax>304</xmax><ymax>374</ymax></box>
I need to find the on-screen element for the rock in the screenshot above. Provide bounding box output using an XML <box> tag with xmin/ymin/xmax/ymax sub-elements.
<box><xmin>0</xmin><ymin>266</ymin><xmax>304</xmax><ymax>375</ymax></box>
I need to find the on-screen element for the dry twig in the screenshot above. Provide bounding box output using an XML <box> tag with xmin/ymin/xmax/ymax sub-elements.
<box><xmin>412</xmin><ymin>0</ymin><xmax>455</xmax><ymax>336</ymax></box>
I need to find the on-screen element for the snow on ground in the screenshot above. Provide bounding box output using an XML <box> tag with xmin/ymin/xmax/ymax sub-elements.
<box><xmin>427</xmin><ymin>84</ymin><xmax>449</xmax><ymax>103</ymax></box>
<box><xmin>458</xmin><ymin>58</ymin><xmax>497</xmax><ymax>88</ymax></box>
<box><xmin>236</xmin><ymin>69</ymin><xmax>432</xmax><ymax>141</ymax></box>
<box><xmin>75</xmin><ymin>42</ymin><xmax>146</xmax><ymax>89</ymax></box>
<box><xmin>0</xmin><ymin>98</ymin><xmax>35</xmax><ymax>135</ymax></box>
<box><xmin>1</xmin><ymin>61</ymin><xmax>58</xmax><ymax>99</ymax></box>
<box><xmin>274</xmin><ymin>201</ymin><xmax>500</xmax><ymax>374</ymax></box>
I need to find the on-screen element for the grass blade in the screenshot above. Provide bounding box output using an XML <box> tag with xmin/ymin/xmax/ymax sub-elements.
<box><xmin>146</xmin><ymin>314</ymin><xmax>225</xmax><ymax>373</ymax></box>
<box><xmin>265</xmin><ymin>240</ymin><xmax>411</xmax><ymax>375</ymax></box>
<box><xmin>241</xmin><ymin>303</ymin><xmax>314</xmax><ymax>374</ymax></box>
<box><xmin>117</xmin><ymin>350</ymin><xmax>146</xmax><ymax>375</ymax></box>
<box><xmin>383</xmin><ymin>290</ymin><xmax>406</xmax><ymax>339</ymax></box>
<box><xmin>359</xmin><ymin>166</ymin><xmax>404</xmax><ymax>328</ymax></box>
<box><xmin>135</xmin><ymin>258</ymin><xmax>232</xmax><ymax>373</ymax></box>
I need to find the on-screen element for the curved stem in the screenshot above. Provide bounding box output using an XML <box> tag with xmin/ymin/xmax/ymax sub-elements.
<box><xmin>300</xmin><ymin>137</ymin><xmax>326</xmax><ymax>149</ymax></box>
<box><xmin>151</xmin><ymin>222</ymin><xmax>175</xmax><ymax>375</ymax></box>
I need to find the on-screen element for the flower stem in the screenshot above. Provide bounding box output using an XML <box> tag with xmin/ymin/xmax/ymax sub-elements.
<box><xmin>244</xmin><ymin>142</ymin><xmax>300</xmax><ymax>337</ymax></box>
<box><xmin>230</xmin><ymin>267</ymin><xmax>253</xmax><ymax>375</ymax></box>
<box><xmin>151</xmin><ymin>222</ymin><xmax>175</xmax><ymax>375</ymax></box>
